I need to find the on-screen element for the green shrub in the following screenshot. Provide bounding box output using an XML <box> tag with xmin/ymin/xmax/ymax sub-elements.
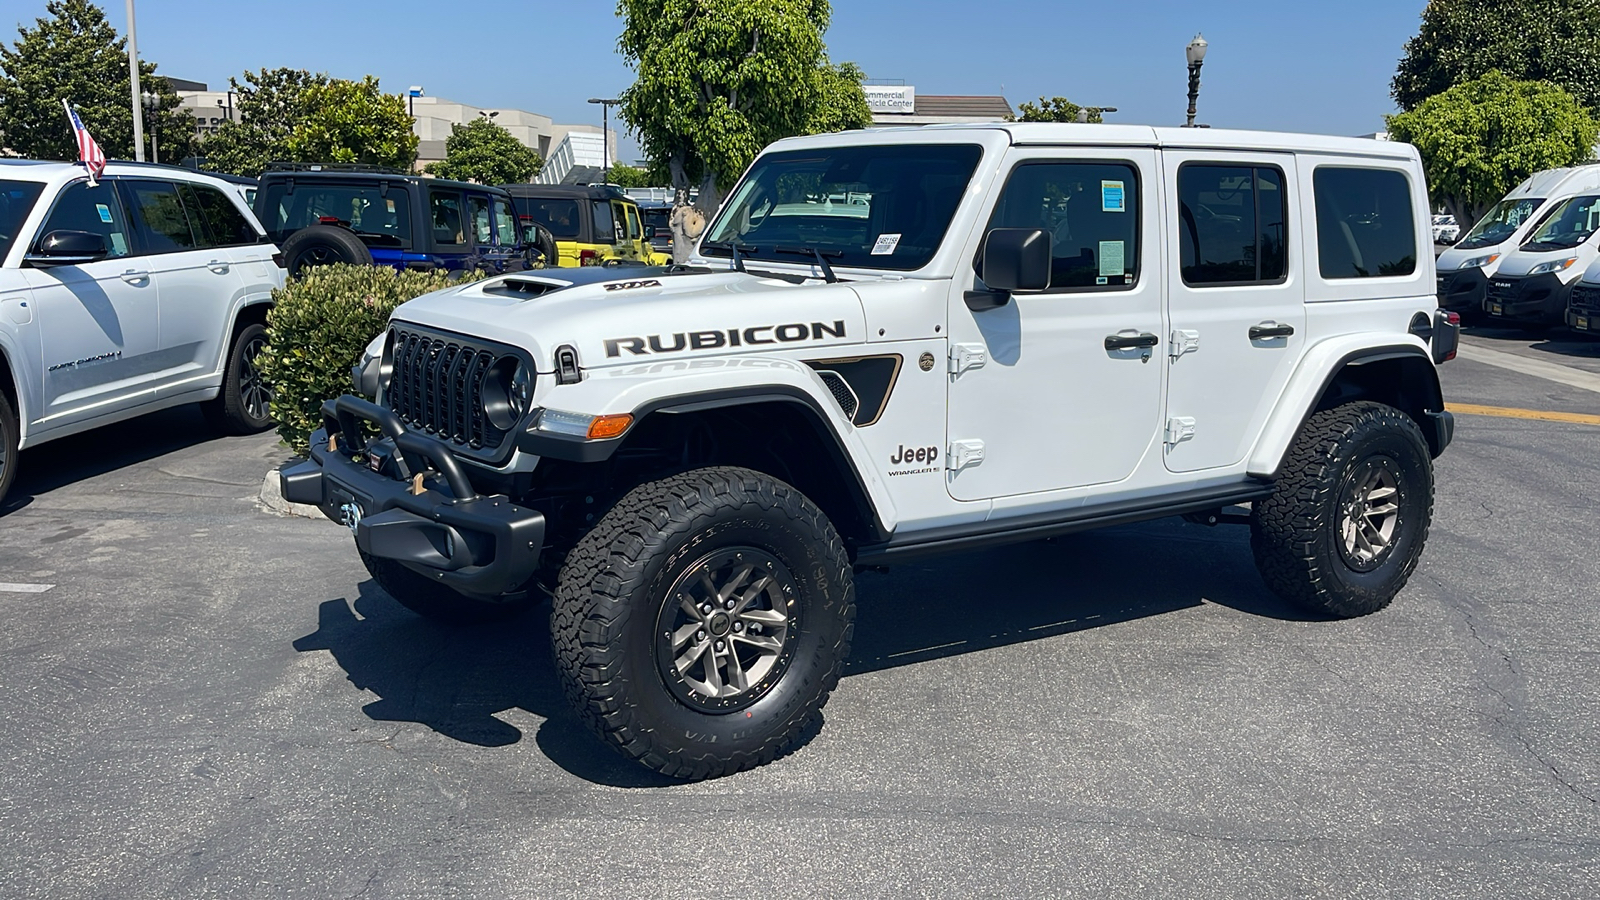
<box><xmin>258</xmin><ymin>264</ymin><xmax>479</xmax><ymax>455</ymax></box>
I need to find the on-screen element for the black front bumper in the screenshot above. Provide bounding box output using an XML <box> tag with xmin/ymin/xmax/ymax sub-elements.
<box><xmin>280</xmin><ymin>396</ymin><xmax>545</xmax><ymax>600</ymax></box>
<box><xmin>1436</xmin><ymin>266</ymin><xmax>1487</xmax><ymax>313</ymax></box>
<box><xmin>1483</xmin><ymin>272</ymin><xmax>1571</xmax><ymax>324</ymax></box>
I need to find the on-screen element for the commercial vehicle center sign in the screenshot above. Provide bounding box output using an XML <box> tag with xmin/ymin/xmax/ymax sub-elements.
<box><xmin>864</xmin><ymin>85</ymin><xmax>915</xmax><ymax>114</ymax></box>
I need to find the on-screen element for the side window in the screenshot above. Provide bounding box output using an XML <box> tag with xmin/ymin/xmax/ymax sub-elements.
<box><xmin>124</xmin><ymin>181</ymin><xmax>200</xmax><ymax>254</ymax></box>
<box><xmin>1314</xmin><ymin>167</ymin><xmax>1417</xmax><ymax>279</ymax></box>
<box><xmin>190</xmin><ymin>184</ymin><xmax>259</xmax><ymax>246</ymax></box>
<box><xmin>1178</xmin><ymin>164</ymin><xmax>1288</xmax><ymax>285</ymax></box>
<box><xmin>591</xmin><ymin>200</ymin><xmax>615</xmax><ymax>245</ymax></box>
<box><xmin>468</xmin><ymin>195</ymin><xmax>492</xmax><ymax>244</ymax></box>
<box><xmin>430</xmin><ymin>190</ymin><xmax>465</xmax><ymax>246</ymax></box>
<box><xmin>983</xmin><ymin>161</ymin><xmax>1140</xmax><ymax>289</ymax></box>
<box><xmin>36</xmin><ymin>181</ymin><xmax>133</xmax><ymax>258</ymax></box>
<box><xmin>492</xmin><ymin>197</ymin><xmax>518</xmax><ymax>246</ymax></box>
<box><xmin>623</xmin><ymin>203</ymin><xmax>642</xmax><ymax>240</ymax></box>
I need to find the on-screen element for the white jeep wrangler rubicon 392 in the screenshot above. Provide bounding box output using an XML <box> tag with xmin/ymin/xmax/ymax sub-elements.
<box><xmin>284</xmin><ymin>124</ymin><xmax>1459</xmax><ymax>779</ymax></box>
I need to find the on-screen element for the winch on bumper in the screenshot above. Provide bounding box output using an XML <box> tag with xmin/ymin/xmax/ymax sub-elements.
<box><xmin>278</xmin><ymin>395</ymin><xmax>545</xmax><ymax>600</ymax></box>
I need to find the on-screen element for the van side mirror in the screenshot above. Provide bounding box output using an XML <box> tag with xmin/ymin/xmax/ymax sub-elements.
<box><xmin>966</xmin><ymin>228</ymin><xmax>1051</xmax><ymax>310</ymax></box>
<box><xmin>25</xmin><ymin>230</ymin><xmax>109</xmax><ymax>267</ymax></box>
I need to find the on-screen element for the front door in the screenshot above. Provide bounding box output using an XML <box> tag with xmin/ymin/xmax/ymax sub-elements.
<box><xmin>1162</xmin><ymin>152</ymin><xmax>1305</xmax><ymax>472</ymax></box>
<box><xmin>945</xmin><ymin>148</ymin><xmax>1166</xmax><ymax>501</ymax></box>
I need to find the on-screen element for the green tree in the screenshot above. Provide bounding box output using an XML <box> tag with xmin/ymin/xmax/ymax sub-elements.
<box><xmin>285</xmin><ymin>76</ymin><xmax>418</xmax><ymax>171</ymax></box>
<box><xmin>605</xmin><ymin>163</ymin><xmax>656</xmax><ymax>188</ymax></box>
<box><xmin>0</xmin><ymin>0</ymin><xmax>192</xmax><ymax>162</ymax></box>
<box><xmin>1386</xmin><ymin>72</ymin><xmax>1599</xmax><ymax>227</ymax></box>
<box><xmin>423</xmin><ymin>117</ymin><xmax>541</xmax><ymax>184</ymax></box>
<box><xmin>1393</xmin><ymin>0</ymin><xmax>1600</xmax><ymax>111</ymax></box>
<box><xmin>1013</xmin><ymin>96</ymin><xmax>1100</xmax><ymax>123</ymax></box>
<box><xmin>805</xmin><ymin>61</ymin><xmax>873</xmax><ymax>134</ymax></box>
<box><xmin>201</xmin><ymin>68</ymin><xmax>329</xmax><ymax>177</ymax></box>
<box><xmin>615</xmin><ymin>0</ymin><xmax>869</xmax><ymax>260</ymax></box>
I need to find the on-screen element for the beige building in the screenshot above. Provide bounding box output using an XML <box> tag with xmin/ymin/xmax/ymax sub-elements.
<box><xmin>864</xmin><ymin>85</ymin><xmax>1014</xmax><ymax>126</ymax></box>
<box><xmin>410</xmin><ymin>95</ymin><xmax>615</xmax><ymax>176</ymax></box>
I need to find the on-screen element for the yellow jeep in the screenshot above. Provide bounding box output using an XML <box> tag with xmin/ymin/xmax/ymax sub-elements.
<box><xmin>500</xmin><ymin>183</ymin><xmax>670</xmax><ymax>267</ymax></box>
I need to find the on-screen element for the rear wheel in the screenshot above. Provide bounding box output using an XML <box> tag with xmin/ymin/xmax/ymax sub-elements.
<box><xmin>359</xmin><ymin>550</ymin><xmax>531</xmax><ymax>625</ymax></box>
<box><xmin>204</xmin><ymin>323</ymin><xmax>274</xmax><ymax>435</ymax></box>
<box><xmin>0</xmin><ymin>390</ymin><xmax>18</xmax><ymax>510</ymax></box>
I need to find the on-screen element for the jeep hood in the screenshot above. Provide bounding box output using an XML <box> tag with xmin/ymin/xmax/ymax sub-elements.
<box><xmin>388</xmin><ymin>269</ymin><xmax>867</xmax><ymax>372</ymax></box>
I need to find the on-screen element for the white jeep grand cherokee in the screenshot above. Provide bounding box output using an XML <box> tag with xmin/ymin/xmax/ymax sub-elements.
<box><xmin>284</xmin><ymin>124</ymin><xmax>1459</xmax><ymax>779</ymax></box>
<box><xmin>0</xmin><ymin>161</ymin><xmax>284</xmax><ymax>506</ymax></box>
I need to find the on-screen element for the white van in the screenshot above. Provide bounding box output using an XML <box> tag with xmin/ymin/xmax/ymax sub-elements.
<box><xmin>1436</xmin><ymin>165</ymin><xmax>1600</xmax><ymax>320</ymax></box>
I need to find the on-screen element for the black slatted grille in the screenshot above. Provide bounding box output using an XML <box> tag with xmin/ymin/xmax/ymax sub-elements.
<box><xmin>1571</xmin><ymin>284</ymin><xmax>1600</xmax><ymax>312</ymax></box>
<box><xmin>386</xmin><ymin>326</ymin><xmax>508</xmax><ymax>451</ymax></box>
<box><xmin>1486</xmin><ymin>280</ymin><xmax>1516</xmax><ymax>303</ymax></box>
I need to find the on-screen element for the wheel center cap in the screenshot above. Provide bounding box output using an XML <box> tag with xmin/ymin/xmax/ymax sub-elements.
<box><xmin>708</xmin><ymin>612</ymin><xmax>732</xmax><ymax>637</ymax></box>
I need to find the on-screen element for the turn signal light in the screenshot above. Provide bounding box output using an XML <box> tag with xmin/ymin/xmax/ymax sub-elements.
<box><xmin>587</xmin><ymin>414</ymin><xmax>633</xmax><ymax>440</ymax></box>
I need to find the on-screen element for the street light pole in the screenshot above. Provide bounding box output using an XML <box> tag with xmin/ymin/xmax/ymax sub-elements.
<box><xmin>126</xmin><ymin>0</ymin><xmax>145</xmax><ymax>161</ymax></box>
<box><xmin>588</xmin><ymin>97</ymin><xmax>619</xmax><ymax>184</ymax></box>
<box><xmin>1185</xmin><ymin>33</ymin><xmax>1208</xmax><ymax>128</ymax></box>
<box><xmin>141</xmin><ymin>92</ymin><xmax>158</xmax><ymax>163</ymax></box>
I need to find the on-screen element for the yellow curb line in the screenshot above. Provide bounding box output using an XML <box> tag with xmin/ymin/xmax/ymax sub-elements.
<box><xmin>1447</xmin><ymin>403</ymin><xmax>1600</xmax><ymax>426</ymax></box>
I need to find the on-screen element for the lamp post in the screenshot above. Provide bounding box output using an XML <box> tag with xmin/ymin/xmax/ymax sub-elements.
<box><xmin>140</xmin><ymin>90</ymin><xmax>158</xmax><ymax>164</ymax></box>
<box><xmin>126</xmin><ymin>0</ymin><xmax>145</xmax><ymax>161</ymax></box>
<box><xmin>1076</xmin><ymin>105</ymin><xmax>1118</xmax><ymax>123</ymax></box>
<box><xmin>587</xmin><ymin>97</ymin><xmax>619</xmax><ymax>184</ymax></box>
<box><xmin>1185</xmin><ymin>33</ymin><xmax>1208</xmax><ymax>128</ymax></box>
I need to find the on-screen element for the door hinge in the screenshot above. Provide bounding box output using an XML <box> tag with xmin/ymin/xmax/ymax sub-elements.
<box><xmin>948</xmin><ymin>439</ymin><xmax>986</xmax><ymax>470</ymax></box>
<box><xmin>948</xmin><ymin>343</ymin><xmax>987</xmax><ymax>375</ymax></box>
<box><xmin>1170</xmin><ymin>329</ymin><xmax>1200</xmax><ymax>359</ymax></box>
<box><xmin>1165</xmin><ymin>417</ymin><xmax>1196</xmax><ymax>445</ymax></box>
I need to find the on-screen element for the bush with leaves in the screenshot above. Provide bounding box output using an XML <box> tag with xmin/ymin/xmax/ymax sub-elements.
<box><xmin>257</xmin><ymin>265</ymin><xmax>479</xmax><ymax>454</ymax></box>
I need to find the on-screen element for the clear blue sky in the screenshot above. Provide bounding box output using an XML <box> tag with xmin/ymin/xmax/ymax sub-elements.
<box><xmin>10</xmin><ymin>0</ymin><xmax>1429</xmax><ymax>160</ymax></box>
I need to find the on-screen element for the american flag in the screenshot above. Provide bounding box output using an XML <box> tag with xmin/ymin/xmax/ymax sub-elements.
<box><xmin>61</xmin><ymin>100</ymin><xmax>106</xmax><ymax>185</ymax></box>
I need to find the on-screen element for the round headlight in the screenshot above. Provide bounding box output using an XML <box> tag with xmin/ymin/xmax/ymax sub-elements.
<box><xmin>482</xmin><ymin>358</ymin><xmax>531</xmax><ymax>431</ymax></box>
<box><xmin>510</xmin><ymin>363</ymin><xmax>533</xmax><ymax>415</ymax></box>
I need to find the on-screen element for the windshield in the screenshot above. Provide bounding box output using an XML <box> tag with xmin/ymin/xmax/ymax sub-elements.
<box><xmin>702</xmin><ymin>143</ymin><xmax>984</xmax><ymax>271</ymax></box>
<box><xmin>0</xmin><ymin>179</ymin><xmax>47</xmax><ymax>263</ymax></box>
<box><xmin>260</xmin><ymin>183</ymin><xmax>411</xmax><ymax>247</ymax></box>
<box><xmin>1521</xmin><ymin>194</ymin><xmax>1600</xmax><ymax>251</ymax></box>
<box><xmin>1457</xmin><ymin>198</ymin><xmax>1544</xmax><ymax>250</ymax></box>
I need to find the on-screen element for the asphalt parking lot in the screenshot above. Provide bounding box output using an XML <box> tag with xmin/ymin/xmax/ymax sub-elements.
<box><xmin>2</xmin><ymin>331</ymin><xmax>1598</xmax><ymax>899</ymax></box>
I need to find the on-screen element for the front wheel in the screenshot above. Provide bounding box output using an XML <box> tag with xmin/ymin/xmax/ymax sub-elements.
<box><xmin>1251</xmin><ymin>401</ymin><xmax>1435</xmax><ymax>618</ymax></box>
<box><xmin>0</xmin><ymin>390</ymin><xmax>18</xmax><ymax>511</ymax></box>
<box><xmin>551</xmin><ymin>467</ymin><xmax>855</xmax><ymax>780</ymax></box>
<box><xmin>204</xmin><ymin>323</ymin><xmax>274</xmax><ymax>435</ymax></box>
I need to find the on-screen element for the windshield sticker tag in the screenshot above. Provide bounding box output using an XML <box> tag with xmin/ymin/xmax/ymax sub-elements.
<box><xmin>109</xmin><ymin>232</ymin><xmax>127</xmax><ymax>255</ymax></box>
<box><xmin>1102</xmin><ymin>180</ymin><xmax>1126</xmax><ymax>213</ymax></box>
<box><xmin>386</xmin><ymin>199</ymin><xmax>396</xmax><ymax>213</ymax></box>
<box><xmin>96</xmin><ymin>203</ymin><xmax>113</xmax><ymax>223</ymax></box>
<box><xmin>871</xmin><ymin>233</ymin><xmax>902</xmax><ymax>255</ymax></box>
<box><xmin>1099</xmin><ymin>240</ymin><xmax>1125</xmax><ymax>277</ymax></box>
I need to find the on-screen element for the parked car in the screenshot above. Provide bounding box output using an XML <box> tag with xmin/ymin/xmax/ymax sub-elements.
<box><xmin>255</xmin><ymin>164</ymin><xmax>553</xmax><ymax>277</ymax></box>
<box><xmin>285</xmin><ymin>124</ymin><xmax>1457</xmax><ymax>780</ymax></box>
<box><xmin>499</xmin><ymin>183</ymin><xmax>668</xmax><ymax>266</ymax></box>
<box><xmin>1483</xmin><ymin>190</ymin><xmax>1600</xmax><ymax>326</ymax></box>
<box><xmin>1431</xmin><ymin>214</ymin><xmax>1459</xmax><ymax>244</ymax></box>
<box><xmin>0</xmin><ymin>160</ymin><xmax>284</xmax><ymax>507</ymax></box>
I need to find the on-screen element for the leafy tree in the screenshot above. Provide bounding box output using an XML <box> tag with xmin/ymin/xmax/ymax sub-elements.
<box><xmin>201</xmin><ymin>68</ymin><xmax>329</xmax><ymax>177</ymax></box>
<box><xmin>805</xmin><ymin>61</ymin><xmax>873</xmax><ymax>134</ymax></box>
<box><xmin>616</xmin><ymin>0</ymin><xmax>869</xmax><ymax>260</ymax></box>
<box><xmin>1013</xmin><ymin>96</ymin><xmax>1101</xmax><ymax>123</ymax></box>
<box><xmin>1393</xmin><ymin>0</ymin><xmax>1600</xmax><ymax>111</ymax></box>
<box><xmin>423</xmin><ymin>117</ymin><xmax>541</xmax><ymax>184</ymax></box>
<box><xmin>604</xmin><ymin>163</ymin><xmax>656</xmax><ymax>188</ymax></box>
<box><xmin>285</xmin><ymin>76</ymin><xmax>418</xmax><ymax>171</ymax></box>
<box><xmin>1386</xmin><ymin>72</ymin><xmax>1599</xmax><ymax>227</ymax></box>
<box><xmin>0</xmin><ymin>0</ymin><xmax>192</xmax><ymax>162</ymax></box>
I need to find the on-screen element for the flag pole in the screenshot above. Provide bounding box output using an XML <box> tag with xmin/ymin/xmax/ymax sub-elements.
<box><xmin>126</xmin><ymin>0</ymin><xmax>145</xmax><ymax>162</ymax></box>
<box><xmin>62</xmin><ymin>100</ymin><xmax>98</xmax><ymax>186</ymax></box>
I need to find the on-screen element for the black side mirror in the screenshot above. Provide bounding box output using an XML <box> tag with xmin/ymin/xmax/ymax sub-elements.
<box><xmin>25</xmin><ymin>230</ymin><xmax>109</xmax><ymax>267</ymax></box>
<box><xmin>966</xmin><ymin>228</ymin><xmax>1050</xmax><ymax>310</ymax></box>
<box><xmin>644</xmin><ymin>225</ymin><xmax>657</xmax><ymax>240</ymax></box>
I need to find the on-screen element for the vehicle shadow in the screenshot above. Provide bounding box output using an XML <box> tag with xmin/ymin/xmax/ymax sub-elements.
<box><xmin>1463</xmin><ymin>324</ymin><xmax>1600</xmax><ymax>360</ymax></box>
<box><xmin>292</xmin><ymin>519</ymin><xmax>1315</xmax><ymax>788</ymax></box>
<box><xmin>1</xmin><ymin>405</ymin><xmax>227</xmax><ymax>515</ymax></box>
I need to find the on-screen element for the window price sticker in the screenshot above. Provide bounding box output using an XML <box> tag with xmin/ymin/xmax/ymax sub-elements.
<box><xmin>1102</xmin><ymin>180</ymin><xmax>1126</xmax><ymax>213</ymax></box>
<box><xmin>871</xmin><ymin>233</ymin><xmax>902</xmax><ymax>255</ymax></box>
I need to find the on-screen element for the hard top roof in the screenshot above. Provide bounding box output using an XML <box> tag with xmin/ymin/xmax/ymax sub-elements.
<box><xmin>498</xmin><ymin>183</ymin><xmax>634</xmax><ymax>201</ymax></box>
<box><xmin>256</xmin><ymin>168</ymin><xmax>511</xmax><ymax>196</ymax></box>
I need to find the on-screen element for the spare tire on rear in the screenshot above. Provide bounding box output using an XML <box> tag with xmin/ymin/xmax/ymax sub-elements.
<box><xmin>280</xmin><ymin>224</ymin><xmax>373</xmax><ymax>277</ymax></box>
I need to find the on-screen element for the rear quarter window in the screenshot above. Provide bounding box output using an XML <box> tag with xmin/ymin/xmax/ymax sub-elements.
<box><xmin>1314</xmin><ymin>167</ymin><xmax>1417</xmax><ymax>279</ymax></box>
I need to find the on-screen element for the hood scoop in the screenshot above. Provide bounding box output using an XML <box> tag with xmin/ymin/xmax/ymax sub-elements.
<box><xmin>481</xmin><ymin>277</ymin><xmax>564</xmax><ymax>300</ymax></box>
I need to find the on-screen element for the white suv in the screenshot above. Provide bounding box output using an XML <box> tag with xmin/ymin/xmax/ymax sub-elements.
<box><xmin>0</xmin><ymin>161</ymin><xmax>284</xmax><ymax>506</ymax></box>
<box><xmin>284</xmin><ymin>125</ymin><xmax>1459</xmax><ymax>779</ymax></box>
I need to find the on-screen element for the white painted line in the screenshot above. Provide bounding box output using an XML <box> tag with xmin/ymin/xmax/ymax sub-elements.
<box><xmin>1456</xmin><ymin>342</ymin><xmax>1600</xmax><ymax>395</ymax></box>
<box><xmin>0</xmin><ymin>582</ymin><xmax>54</xmax><ymax>593</ymax></box>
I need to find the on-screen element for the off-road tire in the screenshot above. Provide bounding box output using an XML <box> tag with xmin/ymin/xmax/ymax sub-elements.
<box><xmin>0</xmin><ymin>390</ymin><xmax>18</xmax><ymax>510</ymax></box>
<box><xmin>359</xmin><ymin>550</ymin><xmax>530</xmax><ymax>625</ymax></box>
<box><xmin>204</xmin><ymin>323</ymin><xmax>274</xmax><ymax>435</ymax></box>
<box><xmin>551</xmin><ymin>466</ymin><xmax>855</xmax><ymax>780</ymax></box>
<box><xmin>280</xmin><ymin>225</ymin><xmax>373</xmax><ymax>277</ymax></box>
<box><xmin>1251</xmin><ymin>401</ymin><xmax>1434</xmax><ymax>618</ymax></box>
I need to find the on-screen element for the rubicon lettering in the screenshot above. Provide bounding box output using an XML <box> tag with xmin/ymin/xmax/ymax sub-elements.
<box><xmin>605</xmin><ymin>320</ymin><xmax>847</xmax><ymax>358</ymax></box>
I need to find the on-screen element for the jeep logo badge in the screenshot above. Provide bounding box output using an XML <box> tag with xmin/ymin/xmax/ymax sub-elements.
<box><xmin>918</xmin><ymin>351</ymin><xmax>935</xmax><ymax>371</ymax></box>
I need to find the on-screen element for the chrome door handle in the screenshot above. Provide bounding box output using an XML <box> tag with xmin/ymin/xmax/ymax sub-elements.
<box><xmin>207</xmin><ymin>259</ymin><xmax>231</xmax><ymax>273</ymax></box>
<box><xmin>1249</xmin><ymin>321</ymin><xmax>1295</xmax><ymax>340</ymax></box>
<box><xmin>120</xmin><ymin>269</ymin><xmax>150</xmax><ymax>284</ymax></box>
<box><xmin>1104</xmin><ymin>331</ymin><xmax>1160</xmax><ymax>351</ymax></box>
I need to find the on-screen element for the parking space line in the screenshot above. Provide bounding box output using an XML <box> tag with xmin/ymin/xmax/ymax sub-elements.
<box><xmin>1455</xmin><ymin>342</ymin><xmax>1600</xmax><ymax>394</ymax></box>
<box><xmin>1447</xmin><ymin>403</ymin><xmax>1600</xmax><ymax>426</ymax></box>
<box><xmin>0</xmin><ymin>583</ymin><xmax>55</xmax><ymax>593</ymax></box>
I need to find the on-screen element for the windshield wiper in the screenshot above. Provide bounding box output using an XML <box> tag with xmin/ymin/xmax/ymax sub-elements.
<box><xmin>774</xmin><ymin>246</ymin><xmax>843</xmax><ymax>283</ymax></box>
<box><xmin>702</xmin><ymin>239</ymin><xmax>756</xmax><ymax>273</ymax></box>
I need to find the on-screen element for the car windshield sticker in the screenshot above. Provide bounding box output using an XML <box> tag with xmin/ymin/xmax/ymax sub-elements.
<box><xmin>1102</xmin><ymin>180</ymin><xmax>1126</xmax><ymax>213</ymax></box>
<box><xmin>95</xmin><ymin>203</ymin><xmax>113</xmax><ymax>223</ymax></box>
<box><xmin>1099</xmin><ymin>240</ymin><xmax>1125</xmax><ymax>277</ymax></box>
<box><xmin>109</xmin><ymin>232</ymin><xmax>127</xmax><ymax>255</ymax></box>
<box><xmin>871</xmin><ymin>233</ymin><xmax>902</xmax><ymax>255</ymax></box>
<box><xmin>386</xmin><ymin>199</ymin><xmax>396</xmax><ymax>213</ymax></box>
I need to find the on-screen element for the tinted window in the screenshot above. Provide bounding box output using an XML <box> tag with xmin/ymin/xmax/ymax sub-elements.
<box><xmin>591</xmin><ymin>200</ymin><xmax>615</xmax><ymax>244</ymax></box>
<box><xmin>0</xmin><ymin>180</ymin><xmax>46</xmax><ymax>263</ymax></box>
<box><xmin>430</xmin><ymin>190</ymin><xmax>465</xmax><ymax>245</ymax></box>
<box><xmin>125</xmin><ymin>181</ymin><xmax>200</xmax><ymax>253</ymax></box>
<box><xmin>1314</xmin><ymin>167</ymin><xmax>1416</xmax><ymax>279</ymax></box>
<box><xmin>36</xmin><ymin>180</ymin><xmax>132</xmax><ymax>258</ymax></box>
<box><xmin>1457</xmin><ymin>198</ymin><xmax>1541</xmax><ymax>250</ymax></box>
<box><xmin>1179</xmin><ymin>164</ymin><xmax>1287</xmax><ymax>285</ymax></box>
<box><xmin>190</xmin><ymin>184</ymin><xmax>258</xmax><ymax>246</ymax></box>
<box><xmin>514</xmin><ymin>197</ymin><xmax>580</xmax><ymax>239</ymax></box>
<box><xmin>983</xmin><ymin>161</ymin><xmax>1140</xmax><ymax>289</ymax></box>
<box><xmin>1522</xmin><ymin>194</ymin><xmax>1600</xmax><ymax>251</ymax></box>
<box><xmin>623</xmin><ymin>203</ymin><xmax>642</xmax><ymax>240</ymax></box>
<box><xmin>492</xmin><ymin>197</ymin><xmax>518</xmax><ymax>246</ymax></box>
<box><xmin>258</xmin><ymin>183</ymin><xmax>410</xmax><ymax>247</ymax></box>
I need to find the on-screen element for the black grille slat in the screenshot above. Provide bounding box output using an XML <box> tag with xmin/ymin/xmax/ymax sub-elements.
<box><xmin>384</xmin><ymin>326</ymin><xmax>518</xmax><ymax>454</ymax></box>
<box><xmin>1571</xmin><ymin>285</ymin><xmax>1600</xmax><ymax>312</ymax></box>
